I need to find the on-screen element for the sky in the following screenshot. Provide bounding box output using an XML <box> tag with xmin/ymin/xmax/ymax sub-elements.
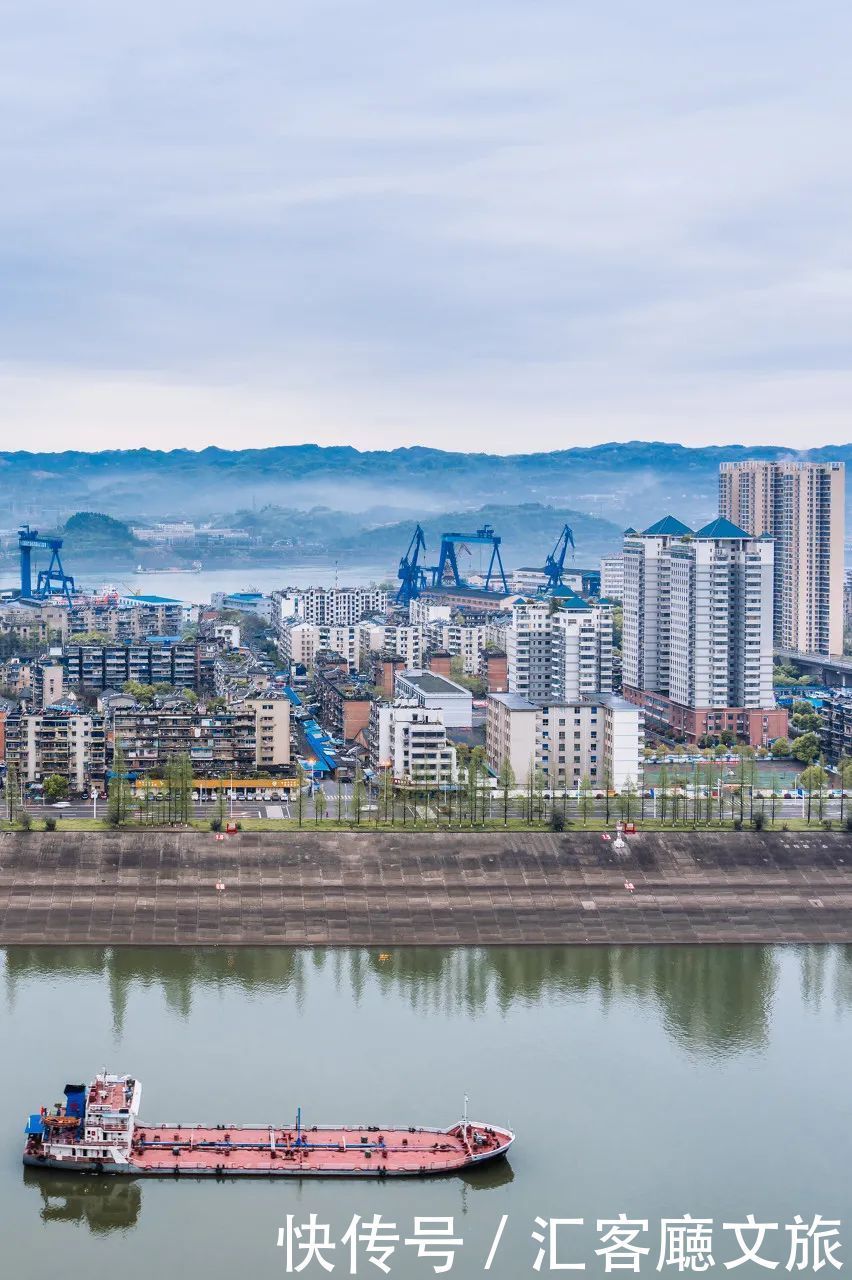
<box><xmin>2</xmin><ymin>0</ymin><xmax>851</xmax><ymax>454</ymax></box>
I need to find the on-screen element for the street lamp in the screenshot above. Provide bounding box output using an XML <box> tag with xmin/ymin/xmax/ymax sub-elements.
<box><xmin>91</xmin><ymin>788</ymin><xmax>98</xmax><ymax>822</ymax></box>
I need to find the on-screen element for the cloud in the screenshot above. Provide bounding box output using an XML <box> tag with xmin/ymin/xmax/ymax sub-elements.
<box><xmin>1</xmin><ymin>0</ymin><xmax>851</xmax><ymax>452</ymax></box>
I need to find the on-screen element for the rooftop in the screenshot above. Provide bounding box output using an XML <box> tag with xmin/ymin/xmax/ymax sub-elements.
<box><xmin>693</xmin><ymin>516</ymin><xmax>752</xmax><ymax>540</ymax></box>
<box><xmin>398</xmin><ymin>670</ymin><xmax>472</xmax><ymax>696</ymax></box>
<box><xmin>640</xmin><ymin>515</ymin><xmax>693</xmax><ymax>537</ymax></box>
<box><xmin>487</xmin><ymin>692</ymin><xmax>536</xmax><ymax>712</ymax></box>
<box><xmin>121</xmin><ymin>594</ymin><xmax>183</xmax><ymax>605</ymax></box>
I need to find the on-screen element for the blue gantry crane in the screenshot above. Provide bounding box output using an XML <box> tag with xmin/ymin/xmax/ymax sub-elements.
<box><xmin>433</xmin><ymin>525</ymin><xmax>508</xmax><ymax>594</ymax></box>
<box><xmin>18</xmin><ymin>525</ymin><xmax>75</xmax><ymax>602</ymax></box>
<box><xmin>537</xmin><ymin>524</ymin><xmax>575</xmax><ymax>594</ymax></box>
<box><xmin>396</xmin><ymin>523</ymin><xmax>429</xmax><ymax>604</ymax></box>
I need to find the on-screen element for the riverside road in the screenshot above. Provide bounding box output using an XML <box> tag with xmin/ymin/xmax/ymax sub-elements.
<box><xmin>2</xmin><ymin>830</ymin><xmax>852</xmax><ymax>946</ymax></box>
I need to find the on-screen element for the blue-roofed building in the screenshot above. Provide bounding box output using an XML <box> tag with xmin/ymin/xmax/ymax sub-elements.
<box><xmin>692</xmin><ymin>517</ymin><xmax>751</xmax><ymax>540</ymax></box>
<box><xmin>622</xmin><ymin>513</ymin><xmax>785</xmax><ymax>747</ymax></box>
<box><xmin>211</xmin><ymin>591</ymin><xmax>274</xmax><ymax>621</ymax></box>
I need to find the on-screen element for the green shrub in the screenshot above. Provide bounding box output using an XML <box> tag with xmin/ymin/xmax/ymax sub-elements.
<box><xmin>44</xmin><ymin>816</ymin><xmax>57</xmax><ymax>832</ymax></box>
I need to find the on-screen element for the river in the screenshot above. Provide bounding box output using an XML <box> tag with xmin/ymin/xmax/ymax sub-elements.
<box><xmin>2</xmin><ymin>946</ymin><xmax>849</xmax><ymax>1277</ymax></box>
<box><xmin>0</xmin><ymin>564</ymin><xmax>394</xmax><ymax>605</ymax></box>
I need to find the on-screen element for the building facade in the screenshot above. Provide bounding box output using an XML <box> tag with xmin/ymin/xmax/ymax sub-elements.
<box><xmin>369</xmin><ymin>701</ymin><xmax>458</xmax><ymax>785</ymax></box>
<box><xmin>486</xmin><ymin>692</ymin><xmax>642</xmax><ymax>790</ymax></box>
<box><xmin>599</xmin><ymin>554</ymin><xmax>624</xmax><ymax>600</ymax></box>
<box><xmin>622</xmin><ymin>515</ymin><xmax>785</xmax><ymax>746</ymax></box>
<box><xmin>719</xmin><ymin>459</ymin><xmax>844</xmax><ymax>657</ymax></box>
<box><xmin>112</xmin><ymin>698</ymin><xmax>290</xmax><ymax>775</ymax></box>
<box><xmin>64</xmin><ymin>642</ymin><xmax>199</xmax><ymax>691</ymax></box>
<box><xmin>278</xmin><ymin>622</ymin><xmax>361</xmax><ymax>672</ymax></box>
<box><xmin>290</xmin><ymin>587</ymin><xmax>388</xmax><ymax>626</ymax></box>
<box><xmin>506</xmin><ymin>596</ymin><xmax>612</xmax><ymax>704</ymax></box>
<box><xmin>6</xmin><ymin>707</ymin><xmax>106</xmax><ymax>790</ymax></box>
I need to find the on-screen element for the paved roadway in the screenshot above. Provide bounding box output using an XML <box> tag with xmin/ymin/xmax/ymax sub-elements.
<box><xmin>26</xmin><ymin>796</ymin><xmax>850</xmax><ymax>823</ymax></box>
<box><xmin>2</xmin><ymin>829</ymin><xmax>852</xmax><ymax>946</ymax></box>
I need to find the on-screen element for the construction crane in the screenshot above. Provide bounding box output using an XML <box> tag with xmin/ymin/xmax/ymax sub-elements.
<box><xmin>538</xmin><ymin>524</ymin><xmax>575</xmax><ymax>594</ymax></box>
<box><xmin>18</xmin><ymin>526</ymin><xmax>75</xmax><ymax>603</ymax></box>
<box><xmin>433</xmin><ymin>525</ymin><xmax>508</xmax><ymax>594</ymax></box>
<box><xmin>396</xmin><ymin>523</ymin><xmax>429</xmax><ymax>605</ymax></box>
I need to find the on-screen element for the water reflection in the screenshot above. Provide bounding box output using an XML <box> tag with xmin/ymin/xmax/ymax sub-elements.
<box><xmin>2</xmin><ymin>945</ymin><xmax>791</xmax><ymax>1054</ymax></box>
<box><xmin>23</xmin><ymin>1169</ymin><xmax>141</xmax><ymax>1234</ymax></box>
<box><xmin>21</xmin><ymin>1158</ymin><xmax>512</xmax><ymax>1236</ymax></box>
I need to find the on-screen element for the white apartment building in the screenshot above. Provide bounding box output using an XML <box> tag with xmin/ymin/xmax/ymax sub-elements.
<box><xmin>278</xmin><ymin>621</ymin><xmax>361</xmax><ymax>671</ymax></box>
<box><xmin>394</xmin><ymin>669</ymin><xmax>473</xmax><ymax>728</ymax></box>
<box><xmin>486</xmin><ymin>692</ymin><xmax>642</xmax><ymax>790</ymax></box>
<box><xmin>506</xmin><ymin>596</ymin><xmax>612</xmax><ymax>704</ymax></box>
<box><xmin>359</xmin><ymin>622</ymin><xmax>424</xmax><ymax>670</ymax></box>
<box><xmin>622</xmin><ymin>515</ymin><xmax>784</xmax><ymax>746</ymax></box>
<box><xmin>370</xmin><ymin>701</ymin><xmax>458</xmax><ymax>785</ymax></box>
<box><xmin>600</xmin><ymin>554</ymin><xmax>624</xmax><ymax>600</ymax></box>
<box><xmin>425</xmin><ymin>621</ymin><xmax>504</xmax><ymax>675</ymax></box>
<box><xmin>408</xmin><ymin>599</ymin><xmax>452</xmax><ymax>625</ymax></box>
<box><xmin>291</xmin><ymin>587</ymin><xmax>388</xmax><ymax>626</ymax></box>
<box><xmin>214</xmin><ymin>623</ymin><xmax>241</xmax><ymax>650</ymax></box>
<box><xmin>719</xmin><ymin>460</ymin><xmax>844</xmax><ymax>657</ymax></box>
<box><xmin>622</xmin><ymin>515</ymin><xmax>691</xmax><ymax>694</ymax></box>
<box><xmin>668</xmin><ymin>519</ymin><xmax>774</xmax><ymax>711</ymax></box>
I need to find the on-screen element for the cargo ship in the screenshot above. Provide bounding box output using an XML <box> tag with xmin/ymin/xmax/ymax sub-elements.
<box><xmin>23</xmin><ymin>1073</ymin><xmax>515</xmax><ymax>1178</ymax></box>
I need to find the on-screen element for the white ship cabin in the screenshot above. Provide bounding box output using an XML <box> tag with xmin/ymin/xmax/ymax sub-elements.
<box><xmin>82</xmin><ymin>1074</ymin><xmax>142</xmax><ymax>1148</ymax></box>
<box><xmin>38</xmin><ymin>1073</ymin><xmax>142</xmax><ymax>1164</ymax></box>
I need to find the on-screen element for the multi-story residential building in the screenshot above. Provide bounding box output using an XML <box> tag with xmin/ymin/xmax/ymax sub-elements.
<box><xmin>312</xmin><ymin>667</ymin><xmax>374</xmax><ymax>742</ymax></box>
<box><xmin>31</xmin><ymin>660</ymin><xmax>64</xmax><ymax>710</ymax></box>
<box><xmin>506</xmin><ymin>596</ymin><xmax>612</xmax><ymax>704</ymax></box>
<box><xmin>425</xmin><ymin>620</ymin><xmax>500</xmax><ymax>675</ymax></box>
<box><xmin>719</xmin><ymin>460</ymin><xmax>844</xmax><ymax>657</ymax></box>
<box><xmin>408</xmin><ymin>599</ymin><xmax>452</xmax><ymax>625</ymax></box>
<box><xmin>279</xmin><ymin>622</ymin><xmax>361</xmax><ymax>672</ymax></box>
<box><xmin>288</xmin><ymin>587</ymin><xmax>388</xmax><ymax>626</ymax></box>
<box><xmin>622</xmin><ymin>516</ymin><xmax>691</xmax><ymax>695</ymax></box>
<box><xmin>485</xmin><ymin>691</ymin><xmax>642</xmax><ymax>790</ymax></box>
<box><xmin>0</xmin><ymin>657</ymin><xmax>30</xmax><ymax>695</ymax></box>
<box><xmin>67</xmin><ymin>594</ymin><xmax>193</xmax><ymax>642</ymax></box>
<box><xmin>369</xmin><ymin>701</ymin><xmax>458</xmax><ymax>785</ymax></box>
<box><xmin>622</xmin><ymin>516</ymin><xmax>786</xmax><ymax>746</ymax></box>
<box><xmin>0</xmin><ymin>601</ymin><xmax>68</xmax><ymax>646</ymax></box>
<box><xmin>359</xmin><ymin>622</ymin><xmax>424</xmax><ymax>671</ymax></box>
<box><xmin>479</xmin><ymin>648</ymin><xmax>508</xmax><ymax>692</ymax></box>
<box><xmin>599</xmin><ymin>554</ymin><xmax>624</xmax><ymax>600</ymax></box>
<box><xmin>394</xmin><ymin>669</ymin><xmax>473</xmax><ymax>729</ymax></box>
<box><xmin>6</xmin><ymin>706</ymin><xmax>106</xmax><ymax>790</ymax></box>
<box><xmin>112</xmin><ymin>697</ymin><xmax>290</xmax><ymax>775</ymax></box>
<box><xmin>64</xmin><ymin>641</ymin><xmax>199</xmax><ymax>691</ymax></box>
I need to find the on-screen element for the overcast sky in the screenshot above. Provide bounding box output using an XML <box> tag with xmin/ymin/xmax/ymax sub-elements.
<box><xmin>3</xmin><ymin>0</ymin><xmax>851</xmax><ymax>453</ymax></box>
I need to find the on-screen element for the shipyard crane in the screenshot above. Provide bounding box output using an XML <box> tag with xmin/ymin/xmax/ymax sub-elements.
<box><xmin>538</xmin><ymin>524</ymin><xmax>575</xmax><ymax>594</ymax></box>
<box><xmin>433</xmin><ymin>525</ymin><xmax>508</xmax><ymax>594</ymax></box>
<box><xmin>396</xmin><ymin>523</ymin><xmax>429</xmax><ymax>604</ymax></box>
<box><xmin>18</xmin><ymin>525</ymin><xmax>76</xmax><ymax>603</ymax></box>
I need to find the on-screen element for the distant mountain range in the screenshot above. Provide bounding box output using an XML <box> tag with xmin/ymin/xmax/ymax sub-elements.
<box><xmin>1</xmin><ymin>442</ymin><xmax>848</xmax><ymax>566</ymax></box>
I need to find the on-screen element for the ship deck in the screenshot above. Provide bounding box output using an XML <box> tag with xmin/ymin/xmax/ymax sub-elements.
<box><xmin>130</xmin><ymin>1122</ymin><xmax>511</xmax><ymax>1175</ymax></box>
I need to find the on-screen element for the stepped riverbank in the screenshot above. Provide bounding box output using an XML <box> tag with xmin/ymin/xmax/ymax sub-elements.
<box><xmin>2</xmin><ymin>829</ymin><xmax>852</xmax><ymax>945</ymax></box>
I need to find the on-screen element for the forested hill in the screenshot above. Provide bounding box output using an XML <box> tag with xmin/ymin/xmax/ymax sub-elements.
<box><xmin>1</xmin><ymin>442</ymin><xmax>848</xmax><ymax>530</ymax></box>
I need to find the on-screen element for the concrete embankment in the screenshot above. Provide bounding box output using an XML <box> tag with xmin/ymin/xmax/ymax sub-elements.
<box><xmin>1</xmin><ymin>829</ymin><xmax>852</xmax><ymax>946</ymax></box>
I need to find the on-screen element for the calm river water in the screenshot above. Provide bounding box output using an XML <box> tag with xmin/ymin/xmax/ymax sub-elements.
<box><xmin>1</xmin><ymin>946</ymin><xmax>850</xmax><ymax>1277</ymax></box>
